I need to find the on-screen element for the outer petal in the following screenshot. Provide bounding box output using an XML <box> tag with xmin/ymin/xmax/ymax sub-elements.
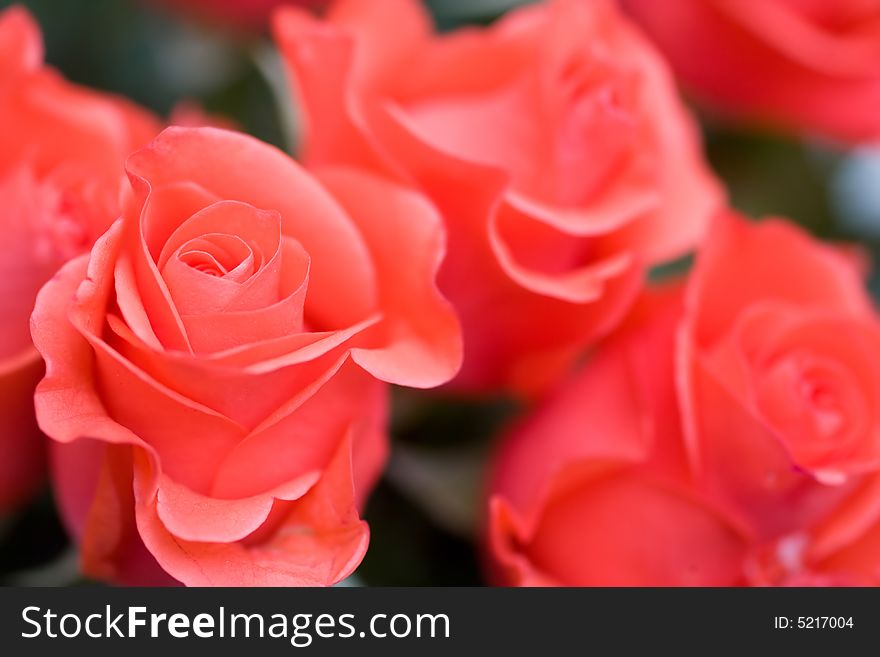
<box><xmin>815</xmin><ymin>517</ymin><xmax>880</xmax><ymax>585</ymax></box>
<box><xmin>316</xmin><ymin>168</ymin><xmax>462</xmax><ymax>388</ymax></box>
<box><xmin>0</xmin><ymin>6</ymin><xmax>42</xmax><ymax>80</ymax></box>
<box><xmin>324</xmin><ymin>0</ymin><xmax>431</xmax><ymax>92</ymax></box>
<box><xmin>51</xmin><ymin>439</ymin><xmax>178</xmax><ymax>586</ymax></box>
<box><xmin>622</xmin><ymin>0</ymin><xmax>880</xmax><ymax>143</ymax></box>
<box><xmin>134</xmin><ymin>433</ymin><xmax>369</xmax><ymax>586</ymax></box>
<box><xmin>487</xmin><ymin>497</ymin><xmax>563</xmax><ymax>587</ymax></box>
<box><xmin>488</xmin><ymin>199</ymin><xmax>639</xmax><ymax>304</ymax></box>
<box><xmin>490</xmin><ymin>332</ymin><xmax>652</xmax><ymax>517</ymax></box>
<box><xmin>208</xmin><ymin>358</ymin><xmax>384</xmax><ymax>499</ymax></box>
<box><xmin>810</xmin><ymin>473</ymin><xmax>880</xmax><ymax>562</ymax></box>
<box><xmin>105</xmin><ymin>311</ymin><xmax>377</xmax><ymax>433</ymax></box>
<box><xmin>0</xmin><ymin>168</ymin><xmax>78</xmax><ymax>359</ymax></box>
<box><xmin>599</xmin><ymin>13</ymin><xmax>723</xmax><ymax>262</ymax></box>
<box><xmin>31</xmin><ymin>244</ymin><xmax>152</xmax><ymax>455</ymax></box>
<box><xmin>155</xmin><ymin>471</ymin><xmax>319</xmax><ymax>543</ymax></box>
<box><xmin>685</xmin><ymin>213</ymin><xmax>873</xmax><ymax>351</ymax></box>
<box><xmin>273</xmin><ymin>7</ymin><xmax>380</xmax><ymax>171</ymax></box>
<box><xmin>520</xmin><ymin>472</ymin><xmax>747</xmax><ymax>586</ymax></box>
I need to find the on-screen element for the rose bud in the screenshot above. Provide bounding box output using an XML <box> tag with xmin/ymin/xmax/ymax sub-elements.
<box><xmin>273</xmin><ymin>0</ymin><xmax>723</xmax><ymax>396</ymax></box>
<box><xmin>32</xmin><ymin>126</ymin><xmax>462</xmax><ymax>585</ymax></box>
<box><xmin>0</xmin><ymin>6</ymin><xmax>159</xmax><ymax>515</ymax></box>
<box><xmin>621</xmin><ymin>0</ymin><xmax>880</xmax><ymax>144</ymax></box>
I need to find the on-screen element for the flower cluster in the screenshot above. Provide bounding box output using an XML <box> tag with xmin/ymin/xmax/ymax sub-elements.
<box><xmin>2</xmin><ymin>0</ymin><xmax>879</xmax><ymax>586</ymax></box>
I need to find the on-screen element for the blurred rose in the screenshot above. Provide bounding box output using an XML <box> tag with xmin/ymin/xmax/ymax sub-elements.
<box><xmin>622</xmin><ymin>0</ymin><xmax>880</xmax><ymax>144</ymax></box>
<box><xmin>680</xmin><ymin>213</ymin><xmax>880</xmax><ymax>555</ymax></box>
<box><xmin>489</xmin><ymin>214</ymin><xmax>880</xmax><ymax>585</ymax></box>
<box><xmin>274</xmin><ymin>0</ymin><xmax>722</xmax><ymax>395</ymax></box>
<box><xmin>0</xmin><ymin>6</ymin><xmax>159</xmax><ymax>515</ymax></box>
<box><xmin>32</xmin><ymin>126</ymin><xmax>461</xmax><ymax>586</ymax></box>
<box><xmin>149</xmin><ymin>0</ymin><xmax>325</xmax><ymax>31</ymax></box>
<box><xmin>488</xmin><ymin>286</ymin><xmax>748</xmax><ymax>585</ymax></box>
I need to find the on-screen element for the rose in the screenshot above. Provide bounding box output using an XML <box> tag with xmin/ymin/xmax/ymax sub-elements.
<box><xmin>621</xmin><ymin>0</ymin><xmax>880</xmax><ymax>144</ymax></box>
<box><xmin>32</xmin><ymin>126</ymin><xmax>461</xmax><ymax>586</ymax></box>
<box><xmin>488</xmin><ymin>287</ymin><xmax>749</xmax><ymax>585</ymax></box>
<box><xmin>488</xmin><ymin>214</ymin><xmax>880</xmax><ymax>586</ymax></box>
<box><xmin>273</xmin><ymin>0</ymin><xmax>722</xmax><ymax>394</ymax></box>
<box><xmin>0</xmin><ymin>6</ymin><xmax>158</xmax><ymax>514</ymax></box>
<box><xmin>681</xmin><ymin>215</ymin><xmax>880</xmax><ymax>585</ymax></box>
<box><xmin>680</xmin><ymin>213</ymin><xmax>880</xmax><ymax>556</ymax></box>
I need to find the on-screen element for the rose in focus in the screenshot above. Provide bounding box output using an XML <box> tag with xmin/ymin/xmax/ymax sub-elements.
<box><xmin>274</xmin><ymin>0</ymin><xmax>722</xmax><ymax>395</ymax></box>
<box><xmin>622</xmin><ymin>0</ymin><xmax>880</xmax><ymax>144</ymax></box>
<box><xmin>0</xmin><ymin>7</ymin><xmax>158</xmax><ymax>514</ymax></box>
<box><xmin>32</xmin><ymin>126</ymin><xmax>461</xmax><ymax>585</ymax></box>
<box><xmin>489</xmin><ymin>214</ymin><xmax>880</xmax><ymax>585</ymax></box>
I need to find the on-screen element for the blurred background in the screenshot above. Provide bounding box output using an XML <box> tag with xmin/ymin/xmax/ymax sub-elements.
<box><xmin>1</xmin><ymin>0</ymin><xmax>878</xmax><ymax>586</ymax></box>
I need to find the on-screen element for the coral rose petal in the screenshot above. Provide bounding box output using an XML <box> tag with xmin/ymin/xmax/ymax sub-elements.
<box><xmin>325</xmin><ymin>0</ymin><xmax>431</xmax><ymax>91</ymax></box>
<box><xmin>317</xmin><ymin>168</ymin><xmax>462</xmax><ymax>388</ymax></box>
<box><xmin>126</xmin><ymin>127</ymin><xmax>379</xmax><ymax>330</ymax></box>
<box><xmin>155</xmin><ymin>471</ymin><xmax>320</xmax><ymax>544</ymax></box>
<box><xmin>0</xmin><ymin>7</ymin><xmax>42</xmax><ymax>76</ymax></box>
<box><xmin>525</xmin><ymin>473</ymin><xmax>746</xmax><ymax>586</ymax></box>
<box><xmin>491</xmin><ymin>337</ymin><xmax>652</xmax><ymax>515</ymax></box>
<box><xmin>210</xmin><ymin>360</ymin><xmax>385</xmax><ymax>499</ymax></box>
<box><xmin>272</xmin><ymin>7</ymin><xmax>399</xmax><ymax>174</ymax></box>
<box><xmin>687</xmin><ymin>214</ymin><xmax>874</xmax><ymax>350</ymax></box>
<box><xmin>135</xmin><ymin>434</ymin><xmax>369</xmax><ymax>586</ymax></box>
<box><xmin>31</xmin><ymin>249</ymin><xmax>150</xmax><ymax>452</ymax></box>
<box><xmin>51</xmin><ymin>440</ymin><xmax>179</xmax><ymax>586</ymax></box>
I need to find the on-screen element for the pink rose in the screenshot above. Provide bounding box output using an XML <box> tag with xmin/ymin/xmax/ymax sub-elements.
<box><xmin>273</xmin><ymin>0</ymin><xmax>722</xmax><ymax>395</ymax></box>
<box><xmin>489</xmin><ymin>214</ymin><xmax>880</xmax><ymax>586</ymax></box>
<box><xmin>622</xmin><ymin>0</ymin><xmax>880</xmax><ymax>143</ymax></box>
<box><xmin>32</xmin><ymin>126</ymin><xmax>461</xmax><ymax>585</ymax></box>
